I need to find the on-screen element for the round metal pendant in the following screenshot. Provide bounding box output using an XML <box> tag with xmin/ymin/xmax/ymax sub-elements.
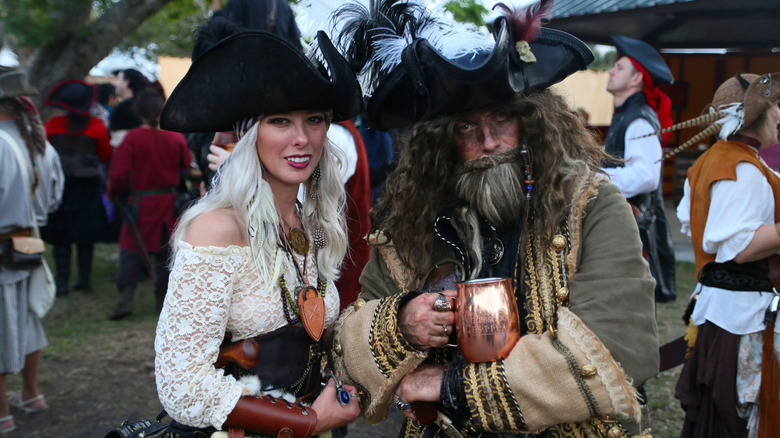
<box><xmin>489</xmin><ymin>237</ymin><xmax>504</xmax><ymax>266</ymax></box>
<box><xmin>289</xmin><ymin>227</ymin><xmax>310</xmax><ymax>255</ymax></box>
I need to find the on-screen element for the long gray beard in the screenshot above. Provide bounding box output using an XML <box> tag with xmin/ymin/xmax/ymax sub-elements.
<box><xmin>454</xmin><ymin>148</ymin><xmax>527</xmax><ymax>228</ymax></box>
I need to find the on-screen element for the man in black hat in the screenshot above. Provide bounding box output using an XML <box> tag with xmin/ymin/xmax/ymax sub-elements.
<box><xmin>325</xmin><ymin>1</ymin><xmax>659</xmax><ymax>437</ymax></box>
<box><xmin>603</xmin><ymin>35</ymin><xmax>677</xmax><ymax>303</ymax></box>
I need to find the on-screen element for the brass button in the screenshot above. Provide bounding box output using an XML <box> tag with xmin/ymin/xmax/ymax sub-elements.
<box><xmin>556</xmin><ymin>287</ymin><xmax>569</xmax><ymax>303</ymax></box>
<box><xmin>353</xmin><ymin>298</ymin><xmax>366</xmax><ymax>310</ymax></box>
<box><xmin>551</xmin><ymin>234</ymin><xmax>567</xmax><ymax>251</ymax></box>
<box><xmin>607</xmin><ymin>426</ymin><xmax>622</xmax><ymax>438</ymax></box>
<box><xmin>580</xmin><ymin>364</ymin><xmax>597</xmax><ymax>378</ymax></box>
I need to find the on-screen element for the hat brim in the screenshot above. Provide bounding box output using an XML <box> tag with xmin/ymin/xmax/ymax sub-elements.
<box><xmin>610</xmin><ymin>35</ymin><xmax>673</xmax><ymax>86</ymax></box>
<box><xmin>161</xmin><ymin>31</ymin><xmax>361</xmax><ymax>133</ymax></box>
<box><xmin>0</xmin><ymin>70</ymin><xmax>38</xmax><ymax>99</ymax></box>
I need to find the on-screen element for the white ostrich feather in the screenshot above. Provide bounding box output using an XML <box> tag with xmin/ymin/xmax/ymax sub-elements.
<box><xmin>716</xmin><ymin>102</ymin><xmax>745</xmax><ymax>139</ymax></box>
<box><xmin>295</xmin><ymin>0</ymin><xmax>493</xmax><ymax>96</ymax></box>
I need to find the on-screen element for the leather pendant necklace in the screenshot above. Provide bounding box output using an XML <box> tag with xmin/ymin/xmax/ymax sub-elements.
<box><xmin>489</xmin><ymin>236</ymin><xmax>505</xmax><ymax>266</ymax></box>
<box><xmin>297</xmin><ymin>285</ymin><xmax>325</xmax><ymax>341</ymax></box>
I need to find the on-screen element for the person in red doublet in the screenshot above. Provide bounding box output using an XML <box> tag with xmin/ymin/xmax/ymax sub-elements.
<box><xmin>106</xmin><ymin>89</ymin><xmax>192</xmax><ymax>319</ymax></box>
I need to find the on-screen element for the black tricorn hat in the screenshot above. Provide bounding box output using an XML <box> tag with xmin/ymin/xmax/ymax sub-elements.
<box><xmin>610</xmin><ymin>35</ymin><xmax>673</xmax><ymax>86</ymax></box>
<box><xmin>44</xmin><ymin>79</ymin><xmax>97</xmax><ymax>116</ymax></box>
<box><xmin>364</xmin><ymin>17</ymin><xmax>593</xmax><ymax>130</ymax></box>
<box><xmin>161</xmin><ymin>18</ymin><xmax>362</xmax><ymax>133</ymax></box>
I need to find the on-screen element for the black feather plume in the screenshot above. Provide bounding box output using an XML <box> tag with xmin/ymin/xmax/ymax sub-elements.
<box><xmin>332</xmin><ymin>0</ymin><xmax>438</xmax><ymax>91</ymax></box>
<box><xmin>493</xmin><ymin>0</ymin><xmax>554</xmax><ymax>43</ymax></box>
<box><xmin>191</xmin><ymin>17</ymin><xmax>244</xmax><ymax>60</ymax></box>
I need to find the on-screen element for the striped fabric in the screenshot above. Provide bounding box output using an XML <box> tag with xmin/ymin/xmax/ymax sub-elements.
<box><xmin>0</xmin><ymin>277</ymin><xmax>48</xmax><ymax>373</ymax></box>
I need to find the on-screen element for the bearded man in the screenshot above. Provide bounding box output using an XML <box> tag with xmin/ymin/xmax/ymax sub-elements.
<box><xmin>326</xmin><ymin>1</ymin><xmax>659</xmax><ymax>437</ymax></box>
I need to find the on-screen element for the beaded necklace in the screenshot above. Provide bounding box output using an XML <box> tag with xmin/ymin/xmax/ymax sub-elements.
<box><xmin>278</xmin><ymin>223</ymin><xmax>327</xmax><ymax>324</ymax></box>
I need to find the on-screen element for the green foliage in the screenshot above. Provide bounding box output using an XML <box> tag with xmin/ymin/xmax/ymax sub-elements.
<box><xmin>443</xmin><ymin>0</ymin><xmax>489</xmax><ymax>28</ymax></box>
<box><xmin>2</xmin><ymin>0</ymin><xmax>59</xmax><ymax>47</ymax></box>
<box><xmin>590</xmin><ymin>44</ymin><xmax>615</xmax><ymax>71</ymax></box>
<box><xmin>119</xmin><ymin>0</ymin><xmax>209</xmax><ymax>59</ymax></box>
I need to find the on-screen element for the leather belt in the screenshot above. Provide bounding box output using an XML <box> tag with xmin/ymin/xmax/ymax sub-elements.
<box><xmin>699</xmin><ymin>260</ymin><xmax>773</xmax><ymax>292</ymax></box>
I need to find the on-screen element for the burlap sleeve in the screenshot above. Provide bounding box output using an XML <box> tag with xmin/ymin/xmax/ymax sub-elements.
<box><xmin>459</xmin><ymin>307</ymin><xmax>641</xmax><ymax>434</ymax></box>
<box><xmin>329</xmin><ymin>243</ymin><xmax>428</xmax><ymax>424</ymax></box>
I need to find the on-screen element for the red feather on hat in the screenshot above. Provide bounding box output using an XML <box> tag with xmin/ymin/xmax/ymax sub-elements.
<box><xmin>493</xmin><ymin>0</ymin><xmax>554</xmax><ymax>43</ymax></box>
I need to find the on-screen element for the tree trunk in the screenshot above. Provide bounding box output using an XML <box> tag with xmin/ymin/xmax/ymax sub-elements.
<box><xmin>26</xmin><ymin>0</ymin><xmax>174</xmax><ymax>108</ymax></box>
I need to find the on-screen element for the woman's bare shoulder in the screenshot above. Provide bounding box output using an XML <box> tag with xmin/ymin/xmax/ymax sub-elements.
<box><xmin>183</xmin><ymin>208</ymin><xmax>247</xmax><ymax>248</ymax></box>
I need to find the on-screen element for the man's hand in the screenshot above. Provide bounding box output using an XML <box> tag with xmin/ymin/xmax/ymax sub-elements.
<box><xmin>398</xmin><ymin>291</ymin><xmax>457</xmax><ymax>350</ymax></box>
<box><xmin>207</xmin><ymin>144</ymin><xmax>231</xmax><ymax>171</ymax></box>
<box><xmin>395</xmin><ymin>364</ymin><xmax>444</xmax><ymax>421</ymax></box>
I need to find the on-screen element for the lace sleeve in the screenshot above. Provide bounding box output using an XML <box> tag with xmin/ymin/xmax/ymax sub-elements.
<box><xmin>154</xmin><ymin>242</ymin><xmax>249</xmax><ymax>429</ymax></box>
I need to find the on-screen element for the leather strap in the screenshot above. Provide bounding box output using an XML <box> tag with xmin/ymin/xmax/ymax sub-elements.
<box><xmin>0</xmin><ymin>228</ymin><xmax>33</xmax><ymax>240</ymax></box>
<box><xmin>223</xmin><ymin>396</ymin><xmax>317</xmax><ymax>438</ymax></box>
<box><xmin>758</xmin><ymin>294</ymin><xmax>779</xmax><ymax>437</ymax></box>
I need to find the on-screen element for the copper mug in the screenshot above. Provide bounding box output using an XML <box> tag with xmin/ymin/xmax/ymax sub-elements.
<box><xmin>455</xmin><ymin>277</ymin><xmax>520</xmax><ymax>362</ymax></box>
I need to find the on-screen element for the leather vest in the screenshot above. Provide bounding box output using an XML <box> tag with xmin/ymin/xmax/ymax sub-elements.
<box><xmin>603</xmin><ymin>92</ymin><xmax>660</xmax><ymax>163</ymax></box>
<box><xmin>48</xmin><ymin>133</ymin><xmax>101</xmax><ymax>178</ymax></box>
<box><xmin>603</xmin><ymin>92</ymin><xmax>661</xmax><ymax>214</ymax></box>
<box><xmin>687</xmin><ymin>140</ymin><xmax>780</xmax><ymax>278</ymax></box>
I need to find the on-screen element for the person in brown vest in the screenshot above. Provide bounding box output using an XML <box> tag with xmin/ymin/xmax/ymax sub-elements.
<box><xmin>674</xmin><ymin>72</ymin><xmax>780</xmax><ymax>437</ymax></box>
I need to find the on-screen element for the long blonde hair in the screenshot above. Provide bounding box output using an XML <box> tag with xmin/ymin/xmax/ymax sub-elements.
<box><xmin>171</xmin><ymin>120</ymin><xmax>347</xmax><ymax>281</ymax></box>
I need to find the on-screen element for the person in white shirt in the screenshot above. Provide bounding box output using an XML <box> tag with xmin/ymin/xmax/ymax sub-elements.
<box><xmin>675</xmin><ymin>72</ymin><xmax>780</xmax><ymax>438</ymax></box>
<box><xmin>602</xmin><ymin>35</ymin><xmax>677</xmax><ymax>303</ymax></box>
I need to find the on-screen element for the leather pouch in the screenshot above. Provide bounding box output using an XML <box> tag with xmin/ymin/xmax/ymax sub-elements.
<box><xmin>3</xmin><ymin>236</ymin><xmax>44</xmax><ymax>268</ymax></box>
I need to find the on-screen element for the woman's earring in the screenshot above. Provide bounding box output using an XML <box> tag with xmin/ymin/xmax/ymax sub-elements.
<box><xmin>309</xmin><ymin>164</ymin><xmax>321</xmax><ymax>199</ymax></box>
<box><xmin>521</xmin><ymin>138</ymin><xmax>534</xmax><ymax>201</ymax></box>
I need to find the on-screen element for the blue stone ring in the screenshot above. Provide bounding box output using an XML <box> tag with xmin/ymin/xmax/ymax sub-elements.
<box><xmin>330</xmin><ymin>373</ymin><xmax>352</xmax><ymax>406</ymax></box>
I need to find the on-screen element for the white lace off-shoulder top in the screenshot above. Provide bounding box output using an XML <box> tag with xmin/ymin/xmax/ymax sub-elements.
<box><xmin>154</xmin><ymin>241</ymin><xmax>339</xmax><ymax>429</ymax></box>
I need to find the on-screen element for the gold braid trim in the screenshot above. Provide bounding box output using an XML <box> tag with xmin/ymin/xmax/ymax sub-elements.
<box><xmin>547</xmin><ymin>417</ymin><xmax>649</xmax><ymax>437</ymax></box>
<box><xmin>462</xmin><ymin>361</ymin><xmax>526</xmax><ymax>433</ymax></box>
<box><xmin>369</xmin><ymin>291</ymin><xmax>419</xmax><ymax>377</ymax></box>
<box><xmin>400</xmin><ymin>419</ymin><xmax>427</xmax><ymax>438</ymax></box>
<box><xmin>522</xmin><ymin>229</ymin><xmax>546</xmax><ymax>334</ymax></box>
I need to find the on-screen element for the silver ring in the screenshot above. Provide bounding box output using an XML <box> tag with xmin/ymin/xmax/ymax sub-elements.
<box><xmin>433</xmin><ymin>293</ymin><xmax>452</xmax><ymax>312</ymax></box>
<box><xmin>443</xmin><ymin>324</ymin><xmax>448</xmax><ymax>336</ymax></box>
<box><xmin>395</xmin><ymin>395</ymin><xmax>411</xmax><ymax>411</ymax></box>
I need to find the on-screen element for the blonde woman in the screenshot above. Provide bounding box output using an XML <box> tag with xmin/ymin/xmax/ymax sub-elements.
<box><xmin>154</xmin><ymin>18</ymin><xmax>362</xmax><ymax>437</ymax></box>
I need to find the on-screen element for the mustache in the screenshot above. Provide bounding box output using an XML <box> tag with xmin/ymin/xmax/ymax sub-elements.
<box><xmin>460</xmin><ymin>146</ymin><xmax>522</xmax><ymax>172</ymax></box>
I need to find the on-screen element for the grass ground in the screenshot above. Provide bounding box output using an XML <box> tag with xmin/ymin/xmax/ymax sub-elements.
<box><xmin>10</xmin><ymin>244</ymin><xmax>692</xmax><ymax>437</ymax></box>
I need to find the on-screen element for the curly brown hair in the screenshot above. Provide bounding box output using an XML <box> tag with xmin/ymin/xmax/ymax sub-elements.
<box><xmin>371</xmin><ymin>89</ymin><xmax>609</xmax><ymax>279</ymax></box>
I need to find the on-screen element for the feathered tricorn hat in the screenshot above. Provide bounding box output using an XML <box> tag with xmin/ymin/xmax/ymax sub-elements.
<box><xmin>160</xmin><ymin>17</ymin><xmax>362</xmax><ymax>134</ymax></box>
<box><xmin>329</xmin><ymin>0</ymin><xmax>593</xmax><ymax>130</ymax></box>
<box><xmin>639</xmin><ymin>72</ymin><xmax>780</xmax><ymax>159</ymax></box>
